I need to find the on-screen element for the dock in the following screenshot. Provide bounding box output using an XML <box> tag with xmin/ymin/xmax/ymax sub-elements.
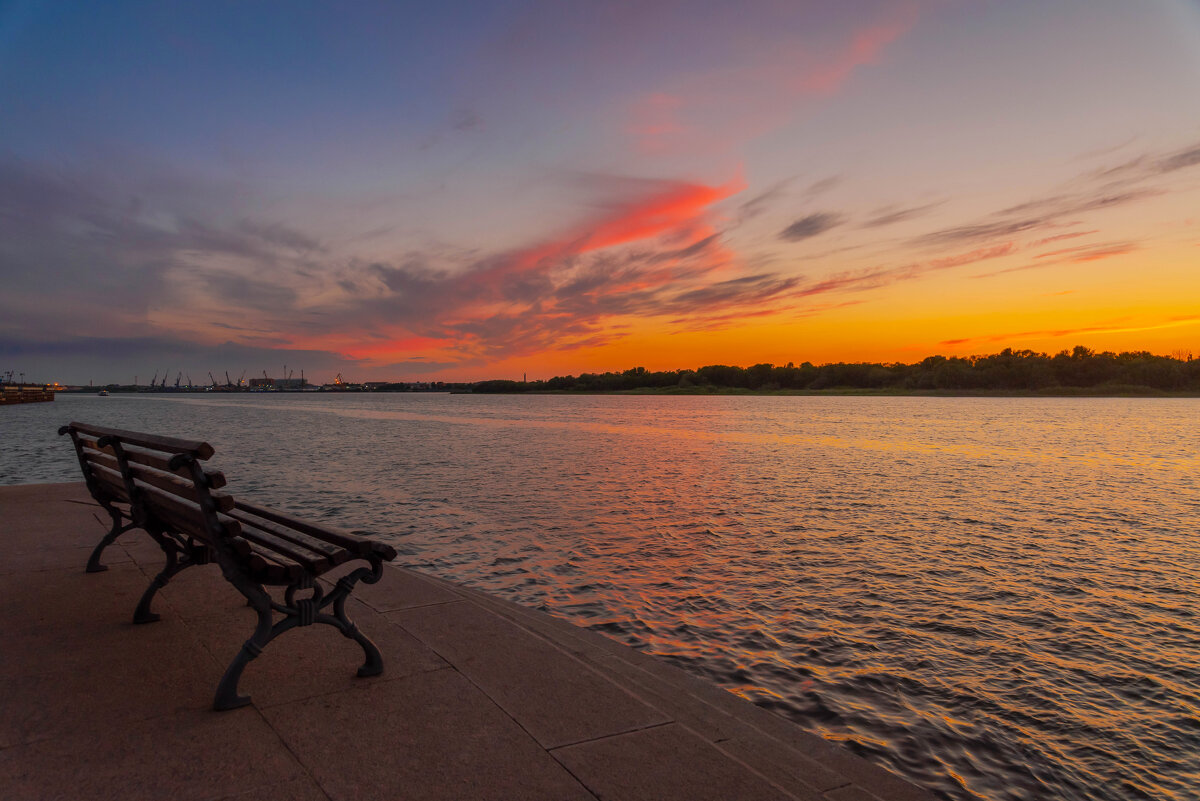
<box><xmin>0</xmin><ymin>386</ymin><xmax>55</xmax><ymax>405</ymax></box>
<box><xmin>1</xmin><ymin>482</ymin><xmax>934</xmax><ymax>801</ymax></box>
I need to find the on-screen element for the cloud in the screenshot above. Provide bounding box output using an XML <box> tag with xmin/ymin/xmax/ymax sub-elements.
<box><xmin>915</xmin><ymin>138</ymin><xmax>1200</xmax><ymax>250</ymax></box>
<box><xmin>0</xmin><ymin>157</ymin><xmax>337</xmax><ymax>352</ymax></box>
<box><xmin>803</xmin><ymin>176</ymin><xmax>842</xmax><ymax>197</ymax></box>
<box><xmin>628</xmin><ymin>93</ymin><xmax>687</xmax><ymax>154</ymax></box>
<box><xmin>1034</xmin><ymin>242</ymin><xmax>1136</xmax><ymax>261</ymax></box>
<box><xmin>264</xmin><ymin>170</ymin><xmax>825</xmax><ymax>365</ymax></box>
<box><xmin>916</xmin><ymin>191</ymin><xmax>1157</xmax><ymax>248</ymax></box>
<box><xmin>937</xmin><ymin>315</ymin><xmax>1200</xmax><ymax>348</ymax></box>
<box><xmin>927</xmin><ymin>242</ymin><xmax>1015</xmax><ymax>269</ymax></box>
<box><xmin>736</xmin><ymin>179</ymin><xmax>793</xmax><ymax>222</ymax></box>
<box><xmin>450</xmin><ymin>109</ymin><xmax>484</xmax><ymax>133</ymax></box>
<box><xmin>1030</xmin><ymin>230</ymin><xmax>1097</xmax><ymax>247</ymax></box>
<box><xmin>861</xmin><ymin>201</ymin><xmax>942</xmax><ymax>228</ymax></box>
<box><xmin>1159</xmin><ymin>146</ymin><xmax>1200</xmax><ymax>173</ymax></box>
<box><xmin>625</xmin><ymin>4</ymin><xmax>921</xmax><ymax>156</ymax></box>
<box><xmin>972</xmin><ymin>242</ymin><xmax>1135</xmax><ymax>278</ymax></box>
<box><xmin>780</xmin><ymin>212</ymin><xmax>844</xmax><ymax>241</ymax></box>
<box><xmin>790</xmin><ymin>242</ymin><xmax>1018</xmax><ymax>298</ymax></box>
<box><xmin>794</xmin><ymin>8</ymin><xmax>919</xmax><ymax>95</ymax></box>
<box><xmin>375</xmin><ymin>358</ymin><xmax>464</xmax><ymax>375</ymax></box>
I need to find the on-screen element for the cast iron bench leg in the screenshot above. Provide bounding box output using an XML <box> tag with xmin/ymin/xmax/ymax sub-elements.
<box><xmin>86</xmin><ymin>507</ymin><xmax>135</xmax><ymax>573</ymax></box>
<box><xmin>214</xmin><ymin>593</ymin><xmax>274</xmax><ymax>711</ymax></box>
<box><xmin>329</xmin><ymin>582</ymin><xmax>384</xmax><ymax>677</ymax></box>
<box><xmin>133</xmin><ymin>530</ymin><xmax>194</xmax><ymax>624</ymax></box>
<box><xmin>213</xmin><ymin>567</ymin><xmax>386</xmax><ymax>710</ymax></box>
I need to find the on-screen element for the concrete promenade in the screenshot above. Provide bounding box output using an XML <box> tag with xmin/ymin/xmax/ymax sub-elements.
<box><xmin>1</xmin><ymin>482</ymin><xmax>934</xmax><ymax>801</ymax></box>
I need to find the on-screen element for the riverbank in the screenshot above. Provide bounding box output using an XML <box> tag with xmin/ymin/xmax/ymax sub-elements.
<box><xmin>0</xmin><ymin>482</ymin><xmax>934</xmax><ymax>801</ymax></box>
<box><xmin>482</xmin><ymin>385</ymin><xmax>1200</xmax><ymax>397</ymax></box>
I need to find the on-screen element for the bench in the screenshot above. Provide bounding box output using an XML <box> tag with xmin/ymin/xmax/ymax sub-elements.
<box><xmin>59</xmin><ymin>421</ymin><xmax>398</xmax><ymax>710</ymax></box>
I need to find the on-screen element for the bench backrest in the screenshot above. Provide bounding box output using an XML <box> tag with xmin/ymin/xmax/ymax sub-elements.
<box><xmin>62</xmin><ymin>422</ymin><xmax>397</xmax><ymax>584</ymax></box>
<box><xmin>59</xmin><ymin>421</ymin><xmax>239</xmax><ymax>545</ymax></box>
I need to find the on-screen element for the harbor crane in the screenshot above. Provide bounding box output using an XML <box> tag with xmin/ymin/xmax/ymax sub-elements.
<box><xmin>225</xmin><ymin>371</ymin><xmax>232</xmax><ymax>388</ymax></box>
<box><xmin>150</xmin><ymin>370</ymin><xmax>159</xmax><ymax>387</ymax></box>
<box><xmin>209</xmin><ymin>372</ymin><xmax>218</xmax><ymax>388</ymax></box>
<box><xmin>186</xmin><ymin>374</ymin><xmax>193</xmax><ymax>388</ymax></box>
<box><xmin>174</xmin><ymin>372</ymin><xmax>181</xmax><ymax>389</ymax></box>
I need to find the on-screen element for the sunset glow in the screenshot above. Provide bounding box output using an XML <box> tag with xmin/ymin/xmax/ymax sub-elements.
<box><xmin>3</xmin><ymin>1</ymin><xmax>1200</xmax><ymax>383</ymax></box>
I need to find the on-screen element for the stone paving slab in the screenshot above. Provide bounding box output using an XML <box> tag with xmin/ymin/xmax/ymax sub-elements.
<box><xmin>553</xmin><ymin>722</ymin><xmax>814</xmax><ymax>801</ymax></box>
<box><xmin>0</xmin><ymin>708</ymin><xmax>308</xmax><ymax>801</ymax></box>
<box><xmin>0</xmin><ymin>482</ymin><xmax>936</xmax><ymax>801</ymax></box>
<box><xmin>214</xmin><ymin>776</ymin><xmax>329</xmax><ymax>801</ymax></box>
<box><xmin>404</xmin><ymin>568</ymin><xmax>856</xmax><ymax>795</ymax></box>
<box><xmin>262</xmin><ymin>668</ymin><xmax>597</xmax><ymax>801</ymax></box>
<box><xmin>0</xmin><ymin>624</ymin><xmax>221</xmax><ymax>748</ymax></box>
<box><xmin>391</xmin><ymin>598</ymin><xmax>672</xmax><ymax>749</ymax></box>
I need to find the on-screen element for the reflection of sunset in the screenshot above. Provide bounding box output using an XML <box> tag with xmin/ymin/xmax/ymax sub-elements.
<box><xmin>177</xmin><ymin>390</ymin><xmax>1180</xmax><ymax>801</ymax></box>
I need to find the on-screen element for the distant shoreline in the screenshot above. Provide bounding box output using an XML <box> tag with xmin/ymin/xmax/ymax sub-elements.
<box><xmin>487</xmin><ymin>387</ymin><xmax>1200</xmax><ymax>398</ymax></box>
<box><xmin>58</xmin><ymin>386</ymin><xmax>1200</xmax><ymax>398</ymax></box>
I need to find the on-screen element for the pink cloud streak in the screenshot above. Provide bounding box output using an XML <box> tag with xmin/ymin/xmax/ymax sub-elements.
<box><xmin>627</xmin><ymin>4</ymin><xmax>922</xmax><ymax>155</ymax></box>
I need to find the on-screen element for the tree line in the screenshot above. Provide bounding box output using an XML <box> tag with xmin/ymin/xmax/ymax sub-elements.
<box><xmin>471</xmin><ymin>347</ymin><xmax>1200</xmax><ymax>394</ymax></box>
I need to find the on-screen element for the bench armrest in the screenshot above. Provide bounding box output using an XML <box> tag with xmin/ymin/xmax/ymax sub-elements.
<box><xmin>231</xmin><ymin>500</ymin><xmax>398</xmax><ymax>561</ymax></box>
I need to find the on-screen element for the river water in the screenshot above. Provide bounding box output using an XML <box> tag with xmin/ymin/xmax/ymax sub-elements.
<box><xmin>3</xmin><ymin>392</ymin><xmax>1198</xmax><ymax>801</ymax></box>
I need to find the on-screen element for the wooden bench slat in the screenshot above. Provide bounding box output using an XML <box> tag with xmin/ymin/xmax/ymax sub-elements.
<box><xmin>230</xmin><ymin>536</ymin><xmax>305</xmax><ymax>582</ymax></box>
<box><xmin>67</xmin><ymin>421</ymin><xmax>214</xmax><ymax>460</ymax></box>
<box><xmin>122</xmin><ymin>444</ymin><xmax>228</xmax><ymax>488</ymax></box>
<box><xmin>134</xmin><ymin>483</ymin><xmax>342</xmax><ymax>579</ymax></box>
<box><xmin>234</xmin><ymin>523</ymin><xmax>331</xmax><ymax>573</ymax></box>
<box><xmin>134</xmin><ymin>482</ymin><xmax>241</xmax><ymax>541</ymax></box>
<box><xmin>80</xmin><ymin>438</ymin><xmax>227</xmax><ymax>489</ymax></box>
<box><xmin>127</xmin><ymin>463</ymin><xmax>235</xmax><ymax>512</ymax></box>
<box><xmin>231</xmin><ymin>500</ymin><xmax>397</xmax><ymax>560</ymax></box>
<box><xmin>82</xmin><ymin>447</ymin><xmax>120</xmax><ymax>473</ymax></box>
<box><xmin>89</xmin><ymin>462</ymin><xmax>131</xmax><ymax>502</ymax></box>
<box><xmin>226</xmin><ymin>508</ymin><xmax>352</xmax><ymax>564</ymax></box>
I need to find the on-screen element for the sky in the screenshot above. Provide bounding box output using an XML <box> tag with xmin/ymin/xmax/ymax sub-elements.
<box><xmin>2</xmin><ymin>0</ymin><xmax>1200</xmax><ymax>385</ymax></box>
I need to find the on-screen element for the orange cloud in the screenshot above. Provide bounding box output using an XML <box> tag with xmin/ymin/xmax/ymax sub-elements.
<box><xmin>976</xmin><ymin>242</ymin><xmax>1136</xmax><ymax>278</ymax></box>
<box><xmin>574</xmin><ymin>178</ymin><xmax>743</xmax><ymax>253</ymax></box>
<box><xmin>928</xmin><ymin>242</ymin><xmax>1015</xmax><ymax>270</ymax></box>
<box><xmin>796</xmin><ymin>7</ymin><xmax>920</xmax><ymax>95</ymax></box>
<box><xmin>470</xmin><ymin>174</ymin><xmax>745</xmax><ymax>288</ymax></box>
<box><xmin>284</xmin><ymin>172</ymin><xmax>755</xmax><ymax>366</ymax></box>
<box><xmin>939</xmin><ymin>316</ymin><xmax>1200</xmax><ymax>347</ymax></box>
<box><xmin>341</xmin><ymin>336</ymin><xmax>450</xmax><ymax>359</ymax></box>
<box><xmin>1030</xmin><ymin>230</ymin><xmax>1098</xmax><ymax>247</ymax></box>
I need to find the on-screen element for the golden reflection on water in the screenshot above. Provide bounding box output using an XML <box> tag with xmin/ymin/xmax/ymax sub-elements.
<box><xmin>178</xmin><ymin>394</ymin><xmax>1200</xmax><ymax>472</ymax></box>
